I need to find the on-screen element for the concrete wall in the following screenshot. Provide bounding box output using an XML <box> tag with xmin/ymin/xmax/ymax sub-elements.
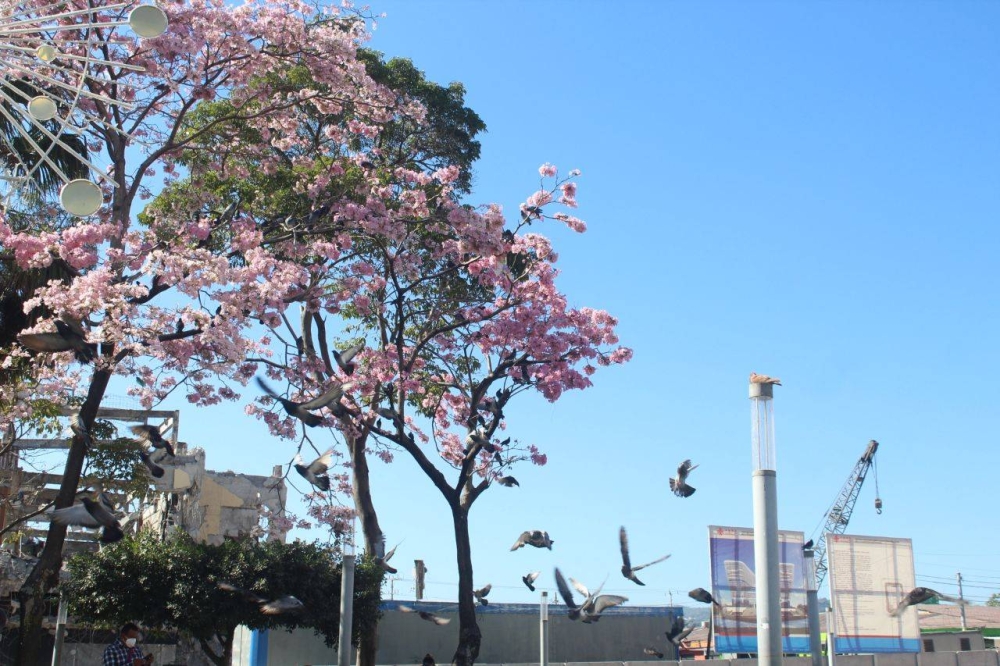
<box><xmin>240</xmin><ymin>651</ymin><xmax>1000</xmax><ymax>666</ymax></box>
<box><xmin>255</xmin><ymin>602</ymin><xmax>686</xmax><ymax>666</ymax></box>
<box><xmin>920</xmin><ymin>633</ymin><xmax>987</xmax><ymax>654</ymax></box>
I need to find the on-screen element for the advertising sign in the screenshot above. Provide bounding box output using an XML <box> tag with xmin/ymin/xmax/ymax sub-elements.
<box><xmin>708</xmin><ymin>525</ymin><xmax>810</xmax><ymax>654</ymax></box>
<box><xmin>827</xmin><ymin>533</ymin><xmax>920</xmax><ymax>653</ymax></box>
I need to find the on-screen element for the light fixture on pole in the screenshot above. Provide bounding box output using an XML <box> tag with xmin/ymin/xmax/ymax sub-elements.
<box><xmin>337</xmin><ymin>519</ymin><xmax>357</xmax><ymax>666</ymax></box>
<box><xmin>0</xmin><ymin>1</ymin><xmax>169</xmax><ymax>216</ymax></box>
<box><xmin>539</xmin><ymin>591</ymin><xmax>549</xmax><ymax>666</ymax></box>
<box><xmin>803</xmin><ymin>547</ymin><xmax>822</xmax><ymax>666</ymax></box>
<box><xmin>750</xmin><ymin>375</ymin><xmax>782</xmax><ymax>666</ymax></box>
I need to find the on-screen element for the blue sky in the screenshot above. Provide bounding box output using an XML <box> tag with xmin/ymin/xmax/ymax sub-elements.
<box><xmin>82</xmin><ymin>1</ymin><xmax>1000</xmax><ymax>608</ymax></box>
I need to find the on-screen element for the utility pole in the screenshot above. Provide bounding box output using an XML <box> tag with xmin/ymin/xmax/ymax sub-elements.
<box><xmin>668</xmin><ymin>590</ymin><xmax>674</xmax><ymax>606</ymax></box>
<box><xmin>414</xmin><ymin>560</ymin><xmax>427</xmax><ymax>601</ymax></box>
<box><xmin>957</xmin><ymin>572</ymin><xmax>967</xmax><ymax>631</ymax></box>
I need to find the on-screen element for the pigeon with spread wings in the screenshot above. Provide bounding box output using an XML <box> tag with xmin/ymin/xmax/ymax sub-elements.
<box><xmin>130</xmin><ymin>424</ymin><xmax>175</xmax><ymax>457</ymax></box>
<box><xmin>890</xmin><ymin>587</ymin><xmax>965</xmax><ymax>617</ymax></box>
<box><xmin>333</xmin><ymin>343</ymin><xmax>364</xmax><ymax>375</ymax></box>
<box><xmin>511</xmin><ymin>530</ymin><xmax>553</xmax><ymax>551</ymax></box>
<box><xmin>294</xmin><ymin>448</ymin><xmax>334</xmax><ymax>491</ymax></box>
<box><xmin>256</xmin><ymin>377</ymin><xmax>352</xmax><ymax>427</ymax></box>
<box><xmin>669</xmin><ymin>459</ymin><xmax>698</xmax><ymax>498</ymax></box>
<box><xmin>620</xmin><ymin>526</ymin><xmax>671</xmax><ymax>586</ymax></box>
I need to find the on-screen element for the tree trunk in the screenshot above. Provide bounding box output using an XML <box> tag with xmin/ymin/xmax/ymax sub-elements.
<box><xmin>350</xmin><ymin>436</ymin><xmax>384</xmax><ymax>666</ymax></box>
<box><xmin>17</xmin><ymin>367</ymin><xmax>113</xmax><ymax>665</ymax></box>
<box><xmin>450</xmin><ymin>504</ymin><xmax>481</xmax><ymax>666</ymax></box>
<box><xmin>198</xmin><ymin>629</ymin><xmax>234</xmax><ymax>666</ymax></box>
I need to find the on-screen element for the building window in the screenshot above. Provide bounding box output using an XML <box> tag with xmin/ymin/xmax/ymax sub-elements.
<box><xmin>923</xmin><ymin>639</ymin><xmax>935</xmax><ymax>652</ymax></box>
<box><xmin>960</xmin><ymin>638</ymin><xmax>971</xmax><ymax>652</ymax></box>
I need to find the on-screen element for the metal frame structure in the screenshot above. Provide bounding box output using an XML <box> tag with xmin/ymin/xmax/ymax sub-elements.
<box><xmin>813</xmin><ymin>439</ymin><xmax>881</xmax><ymax>588</ymax></box>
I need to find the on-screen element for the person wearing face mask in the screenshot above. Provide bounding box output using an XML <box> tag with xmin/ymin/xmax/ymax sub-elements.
<box><xmin>103</xmin><ymin>622</ymin><xmax>153</xmax><ymax>666</ymax></box>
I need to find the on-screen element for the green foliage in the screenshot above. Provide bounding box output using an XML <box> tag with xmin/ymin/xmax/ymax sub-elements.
<box><xmin>988</xmin><ymin>593</ymin><xmax>1000</xmax><ymax>607</ymax></box>
<box><xmin>358</xmin><ymin>49</ymin><xmax>486</xmax><ymax>194</ymax></box>
<box><xmin>63</xmin><ymin>532</ymin><xmax>383</xmax><ymax>661</ymax></box>
<box><xmin>84</xmin><ymin>425</ymin><xmax>155</xmax><ymax>501</ymax></box>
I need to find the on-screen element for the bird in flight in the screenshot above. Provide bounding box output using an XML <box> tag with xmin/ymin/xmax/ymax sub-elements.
<box><xmin>511</xmin><ymin>530</ymin><xmax>553</xmax><ymax>551</ymax></box>
<box><xmin>619</xmin><ymin>526</ymin><xmax>670</xmax><ymax>586</ymax></box>
<box><xmin>294</xmin><ymin>448</ymin><xmax>335</xmax><ymax>491</ymax></box>
<box><xmin>130</xmin><ymin>424</ymin><xmax>175</xmax><ymax>457</ymax></box>
<box><xmin>256</xmin><ymin>377</ymin><xmax>352</xmax><ymax>426</ymax></box>
<box><xmin>688</xmin><ymin>587</ymin><xmax>722</xmax><ymax>609</ymax></box>
<box><xmin>670</xmin><ymin>459</ymin><xmax>698</xmax><ymax>498</ymax></box>
<box><xmin>474</xmin><ymin>584</ymin><xmax>492</xmax><ymax>606</ymax></box>
<box><xmin>333</xmin><ymin>343</ymin><xmax>364</xmax><ymax>375</ymax></box>
<box><xmin>399</xmin><ymin>605</ymin><xmax>451</xmax><ymax>625</ymax></box>
<box><xmin>522</xmin><ymin>571</ymin><xmax>541</xmax><ymax>592</ymax></box>
<box><xmin>890</xmin><ymin>588</ymin><xmax>965</xmax><ymax>617</ymax></box>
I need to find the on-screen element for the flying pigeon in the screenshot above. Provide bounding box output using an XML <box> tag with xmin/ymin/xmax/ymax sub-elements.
<box><xmin>554</xmin><ymin>570</ymin><xmax>625</xmax><ymax>623</ymax></box>
<box><xmin>256</xmin><ymin>377</ymin><xmax>352</xmax><ymax>426</ymax></box>
<box><xmin>18</xmin><ymin>319</ymin><xmax>96</xmax><ymax>363</ymax></box>
<box><xmin>139</xmin><ymin>449</ymin><xmax>165</xmax><ymax>478</ymax></box>
<box><xmin>553</xmin><ymin>568</ymin><xmax>584</xmax><ymax>620</ymax></box>
<box><xmin>496</xmin><ymin>476</ymin><xmax>519</xmax><ymax>488</ymax></box>
<box><xmin>294</xmin><ymin>448</ymin><xmax>334</xmax><ymax>491</ymax></box>
<box><xmin>261</xmin><ymin>595</ymin><xmax>305</xmax><ymax>615</ymax></box>
<box><xmin>569</xmin><ymin>576</ymin><xmax>626</xmax><ymax>623</ymax></box>
<box><xmin>803</xmin><ymin>539</ymin><xmax>814</xmax><ymax>551</ymax></box>
<box><xmin>666</xmin><ymin>615</ymin><xmax>695</xmax><ymax>645</ymax></box>
<box><xmin>669</xmin><ymin>459</ymin><xmax>697</xmax><ymax>498</ymax></box>
<box><xmin>130</xmin><ymin>424</ymin><xmax>175</xmax><ymax>457</ymax></box>
<box><xmin>217</xmin><ymin>583</ymin><xmax>304</xmax><ymax>615</ymax></box>
<box><xmin>522</xmin><ymin>571</ymin><xmax>541</xmax><ymax>592</ymax></box>
<box><xmin>688</xmin><ymin>587</ymin><xmax>721</xmax><ymax>608</ymax></box>
<box><xmin>218</xmin><ymin>581</ymin><xmax>266</xmax><ymax>604</ymax></box>
<box><xmin>333</xmin><ymin>343</ymin><xmax>364</xmax><ymax>375</ymax></box>
<box><xmin>890</xmin><ymin>588</ymin><xmax>965</xmax><ymax>617</ymax></box>
<box><xmin>511</xmin><ymin>530</ymin><xmax>553</xmax><ymax>551</ymax></box>
<box><xmin>474</xmin><ymin>584</ymin><xmax>492</xmax><ymax>606</ymax></box>
<box><xmin>750</xmin><ymin>372</ymin><xmax>781</xmax><ymax>386</ymax></box>
<box><xmin>399</xmin><ymin>604</ymin><xmax>450</xmax><ymax>625</ymax></box>
<box><xmin>49</xmin><ymin>494</ymin><xmax>123</xmax><ymax>543</ymax></box>
<box><xmin>619</xmin><ymin>526</ymin><xmax>671</xmax><ymax>586</ymax></box>
<box><xmin>644</xmin><ymin>647</ymin><xmax>665</xmax><ymax>659</ymax></box>
<box><xmin>375</xmin><ymin>538</ymin><xmax>399</xmax><ymax>574</ymax></box>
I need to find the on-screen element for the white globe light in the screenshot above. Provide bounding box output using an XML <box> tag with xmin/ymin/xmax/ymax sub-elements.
<box><xmin>60</xmin><ymin>179</ymin><xmax>104</xmax><ymax>217</ymax></box>
<box><xmin>128</xmin><ymin>5</ymin><xmax>168</xmax><ymax>38</ymax></box>
<box><xmin>36</xmin><ymin>44</ymin><xmax>57</xmax><ymax>62</ymax></box>
<box><xmin>28</xmin><ymin>96</ymin><xmax>58</xmax><ymax>121</ymax></box>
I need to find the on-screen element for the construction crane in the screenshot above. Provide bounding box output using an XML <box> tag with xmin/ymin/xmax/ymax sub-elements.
<box><xmin>812</xmin><ymin>439</ymin><xmax>882</xmax><ymax>588</ymax></box>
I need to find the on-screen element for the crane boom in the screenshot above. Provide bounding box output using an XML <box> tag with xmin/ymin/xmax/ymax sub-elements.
<box><xmin>813</xmin><ymin>439</ymin><xmax>881</xmax><ymax>588</ymax></box>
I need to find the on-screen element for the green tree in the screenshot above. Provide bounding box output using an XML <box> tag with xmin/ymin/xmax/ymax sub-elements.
<box><xmin>987</xmin><ymin>593</ymin><xmax>1000</xmax><ymax>607</ymax></box>
<box><xmin>63</xmin><ymin>532</ymin><xmax>382</xmax><ymax>666</ymax></box>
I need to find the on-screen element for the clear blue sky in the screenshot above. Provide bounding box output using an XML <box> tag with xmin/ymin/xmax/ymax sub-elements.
<box><xmin>95</xmin><ymin>1</ymin><xmax>1000</xmax><ymax>607</ymax></box>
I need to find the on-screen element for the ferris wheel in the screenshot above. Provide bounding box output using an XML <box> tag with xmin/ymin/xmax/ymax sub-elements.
<box><xmin>0</xmin><ymin>0</ymin><xmax>168</xmax><ymax>217</ymax></box>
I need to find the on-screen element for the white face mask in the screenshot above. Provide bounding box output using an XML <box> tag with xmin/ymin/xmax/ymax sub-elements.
<box><xmin>125</xmin><ymin>638</ymin><xmax>137</xmax><ymax>648</ymax></box>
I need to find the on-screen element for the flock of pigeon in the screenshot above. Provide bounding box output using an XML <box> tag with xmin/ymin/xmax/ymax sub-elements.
<box><xmin>37</xmin><ymin>362</ymin><xmax>956</xmax><ymax>631</ymax></box>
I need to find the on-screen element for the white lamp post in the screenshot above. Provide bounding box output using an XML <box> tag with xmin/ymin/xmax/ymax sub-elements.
<box><xmin>751</xmin><ymin>378</ymin><xmax>782</xmax><ymax>666</ymax></box>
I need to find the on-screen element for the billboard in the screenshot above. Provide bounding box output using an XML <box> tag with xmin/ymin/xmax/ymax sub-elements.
<box><xmin>708</xmin><ymin>525</ymin><xmax>810</xmax><ymax>654</ymax></box>
<box><xmin>827</xmin><ymin>533</ymin><xmax>920</xmax><ymax>653</ymax></box>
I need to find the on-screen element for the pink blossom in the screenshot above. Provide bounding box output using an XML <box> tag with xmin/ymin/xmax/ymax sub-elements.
<box><xmin>538</xmin><ymin>163</ymin><xmax>557</xmax><ymax>178</ymax></box>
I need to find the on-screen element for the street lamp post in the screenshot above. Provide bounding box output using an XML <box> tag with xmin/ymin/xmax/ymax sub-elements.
<box><xmin>338</xmin><ymin>523</ymin><xmax>357</xmax><ymax>666</ymax></box>
<box><xmin>750</xmin><ymin>378</ymin><xmax>782</xmax><ymax>666</ymax></box>
<box><xmin>804</xmin><ymin>548</ymin><xmax>823</xmax><ymax>666</ymax></box>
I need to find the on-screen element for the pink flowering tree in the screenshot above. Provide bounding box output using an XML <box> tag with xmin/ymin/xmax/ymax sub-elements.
<box><xmin>217</xmin><ymin>157</ymin><xmax>631</xmax><ymax>664</ymax></box>
<box><xmin>0</xmin><ymin>2</ymin><xmax>630</xmax><ymax>664</ymax></box>
<box><xmin>0</xmin><ymin>0</ymin><xmax>408</xmax><ymax>660</ymax></box>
